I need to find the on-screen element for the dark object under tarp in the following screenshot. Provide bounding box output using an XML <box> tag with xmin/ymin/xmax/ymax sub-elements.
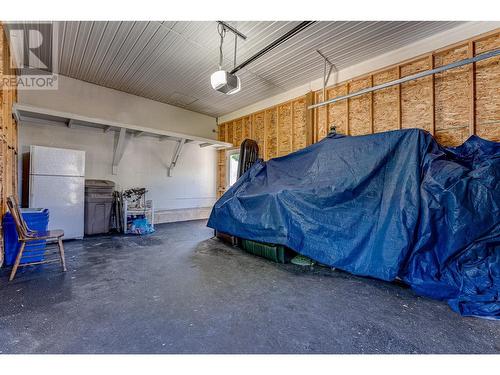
<box><xmin>216</xmin><ymin>138</ymin><xmax>259</xmax><ymax>246</ymax></box>
<box><xmin>241</xmin><ymin>239</ymin><xmax>293</xmax><ymax>264</ymax></box>
<box><xmin>237</xmin><ymin>139</ymin><xmax>259</xmax><ymax>178</ymax></box>
<box><xmin>207</xmin><ymin>129</ymin><xmax>500</xmax><ymax>319</ymax></box>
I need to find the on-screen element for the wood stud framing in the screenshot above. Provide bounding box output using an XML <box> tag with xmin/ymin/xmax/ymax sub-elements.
<box><xmin>313</xmin><ymin>29</ymin><xmax>499</xmax><ymax>145</ymax></box>
<box><xmin>216</xmin><ymin>95</ymin><xmax>313</xmax><ymax>197</ymax></box>
<box><xmin>429</xmin><ymin>54</ymin><xmax>436</xmax><ymax>136</ymax></box>
<box><xmin>0</xmin><ymin>23</ymin><xmax>18</xmax><ymax>267</ymax></box>
<box><xmin>474</xmin><ymin>33</ymin><xmax>500</xmax><ymax>140</ymax></box>
<box><xmin>216</xmin><ymin>29</ymin><xmax>500</xmax><ymax>197</ymax></box>
<box><xmin>469</xmin><ymin>40</ymin><xmax>476</xmax><ymax>137</ymax></box>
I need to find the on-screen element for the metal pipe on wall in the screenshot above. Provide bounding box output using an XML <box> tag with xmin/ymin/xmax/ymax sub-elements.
<box><xmin>309</xmin><ymin>49</ymin><xmax>500</xmax><ymax>110</ymax></box>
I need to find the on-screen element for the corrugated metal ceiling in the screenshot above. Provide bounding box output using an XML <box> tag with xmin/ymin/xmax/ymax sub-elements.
<box><xmin>11</xmin><ymin>21</ymin><xmax>465</xmax><ymax>117</ymax></box>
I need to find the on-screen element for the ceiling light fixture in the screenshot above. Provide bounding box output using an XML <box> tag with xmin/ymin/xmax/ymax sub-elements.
<box><xmin>211</xmin><ymin>22</ymin><xmax>246</xmax><ymax>95</ymax></box>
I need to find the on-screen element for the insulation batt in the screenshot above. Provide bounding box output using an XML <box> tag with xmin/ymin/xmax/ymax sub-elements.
<box><xmin>207</xmin><ymin>129</ymin><xmax>500</xmax><ymax>319</ymax></box>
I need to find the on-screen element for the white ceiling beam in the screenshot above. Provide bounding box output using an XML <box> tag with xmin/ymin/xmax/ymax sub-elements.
<box><xmin>160</xmin><ymin>135</ymin><xmax>196</xmax><ymax>143</ymax></box>
<box><xmin>134</xmin><ymin>131</ymin><xmax>145</xmax><ymax>138</ymax></box>
<box><xmin>12</xmin><ymin>109</ymin><xmax>20</xmax><ymax>123</ymax></box>
<box><xmin>19</xmin><ymin>115</ymin><xmax>66</xmax><ymax>127</ymax></box>
<box><xmin>159</xmin><ymin>135</ymin><xmax>175</xmax><ymax>142</ymax></box>
<box><xmin>13</xmin><ymin>103</ymin><xmax>232</xmax><ymax>148</ymax></box>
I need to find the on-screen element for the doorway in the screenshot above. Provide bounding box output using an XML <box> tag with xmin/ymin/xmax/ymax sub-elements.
<box><xmin>226</xmin><ymin>149</ymin><xmax>240</xmax><ymax>188</ymax></box>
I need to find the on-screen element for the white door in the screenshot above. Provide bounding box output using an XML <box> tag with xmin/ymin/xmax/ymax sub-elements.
<box><xmin>226</xmin><ymin>149</ymin><xmax>240</xmax><ymax>188</ymax></box>
<box><xmin>30</xmin><ymin>145</ymin><xmax>85</xmax><ymax>176</ymax></box>
<box><xmin>30</xmin><ymin>175</ymin><xmax>85</xmax><ymax>239</ymax></box>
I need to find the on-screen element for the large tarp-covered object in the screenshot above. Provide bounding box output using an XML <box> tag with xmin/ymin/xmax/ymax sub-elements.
<box><xmin>207</xmin><ymin>129</ymin><xmax>500</xmax><ymax>319</ymax></box>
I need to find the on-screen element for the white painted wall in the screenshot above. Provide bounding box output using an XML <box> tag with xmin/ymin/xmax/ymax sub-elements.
<box><xmin>17</xmin><ymin>73</ymin><xmax>219</xmax><ymax>222</ymax></box>
<box><xmin>19</xmin><ymin>121</ymin><xmax>217</xmax><ymax>214</ymax></box>
<box><xmin>219</xmin><ymin>21</ymin><xmax>500</xmax><ymax>122</ymax></box>
<box><xmin>17</xmin><ymin>21</ymin><xmax>499</xmax><ymax>223</ymax></box>
<box><xmin>19</xmin><ymin>74</ymin><xmax>217</xmax><ymax>139</ymax></box>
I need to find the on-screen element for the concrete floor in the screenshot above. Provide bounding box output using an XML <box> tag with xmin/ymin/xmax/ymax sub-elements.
<box><xmin>0</xmin><ymin>219</ymin><xmax>498</xmax><ymax>354</ymax></box>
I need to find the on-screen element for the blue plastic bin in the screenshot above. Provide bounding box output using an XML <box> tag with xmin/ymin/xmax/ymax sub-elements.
<box><xmin>3</xmin><ymin>208</ymin><xmax>49</xmax><ymax>266</ymax></box>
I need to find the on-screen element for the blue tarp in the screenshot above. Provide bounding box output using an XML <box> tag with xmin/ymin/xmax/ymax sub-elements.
<box><xmin>207</xmin><ymin>129</ymin><xmax>500</xmax><ymax>319</ymax></box>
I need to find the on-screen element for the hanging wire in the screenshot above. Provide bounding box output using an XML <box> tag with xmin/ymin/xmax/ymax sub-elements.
<box><xmin>217</xmin><ymin>23</ymin><xmax>226</xmax><ymax>70</ymax></box>
<box><xmin>233</xmin><ymin>22</ymin><xmax>237</xmax><ymax>70</ymax></box>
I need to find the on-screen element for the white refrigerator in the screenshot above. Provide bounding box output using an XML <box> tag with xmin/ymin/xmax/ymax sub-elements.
<box><xmin>29</xmin><ymin>145</ymin><xmax>85</xmax><ymax>239</ymax></box>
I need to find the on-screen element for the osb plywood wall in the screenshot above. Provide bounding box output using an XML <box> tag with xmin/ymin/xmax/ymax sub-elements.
<box><xmin>0</xmin><ymin>24</ymin><xmax>18</xmax><ymax>267</ymax></box>
<box><xmin>218</xmin><ymin>30</ymin><xmax>499</xmax><ymax>199</ymax></box>
<box><xmin>315</xmin><ymin>30</ymin><xmax>500</xmax><ymax>145</ymax></box>
<box><xmin>217</xmin><ymin>94</ymin><xmax>313</xmax><ymax>198</ymax></box>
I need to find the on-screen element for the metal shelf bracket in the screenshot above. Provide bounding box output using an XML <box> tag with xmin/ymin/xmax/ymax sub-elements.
<box><xmin>112</xmin><ymin>128</ymin><xmax>128</xmax><ymax>175</ymax></box>
<box><xmin>167</xmin><ymin>138</ymin><xmax>187</xmax><ymax>177</ymax></box>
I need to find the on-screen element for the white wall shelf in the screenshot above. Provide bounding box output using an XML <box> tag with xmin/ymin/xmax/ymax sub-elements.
<box><xmin>13</xmin><ymin>103</ymin><xmax>232</xmax><ymax>176</ymax></box>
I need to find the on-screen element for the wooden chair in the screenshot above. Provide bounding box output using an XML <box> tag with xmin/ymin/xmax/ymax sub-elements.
<box><xmin>6</xmin><ymin>196</ymin><xmax>67</xmax><ymax>281</ymax></box>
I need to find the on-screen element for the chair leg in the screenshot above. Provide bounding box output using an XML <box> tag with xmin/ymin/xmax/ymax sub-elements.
<box><xmin>9</xmin><ymin>242</ymin><xmax>26</xmax><ymax>281</ymax></box>
<box><xmin>57</xmin><ymin>237</ymin><xmax>67</xmax><ymax>272</ymax></box>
